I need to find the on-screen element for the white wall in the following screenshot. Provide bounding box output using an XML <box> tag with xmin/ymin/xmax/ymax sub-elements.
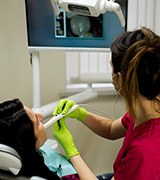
<box><xmin>0</xmin><ymin>0</ymin><xmax>31</xmax><ymax>103</ymax></box>
<box><xmin>0</xmin><ymin>0</ymin><xmax>66</xmax><ymax>107</ymax></box>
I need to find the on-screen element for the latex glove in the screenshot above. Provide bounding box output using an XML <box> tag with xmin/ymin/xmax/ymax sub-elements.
<box><xmin>53</xmin><ymin>118</ymin><xmax>79</xmax><ymax>159</ymax></box>
<box><xmin>53</xmin><ymin>99</ymin><xmax>88</xmax><ymax>122</ymax></box>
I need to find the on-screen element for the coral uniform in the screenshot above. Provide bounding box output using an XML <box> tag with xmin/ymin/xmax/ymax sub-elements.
<box><xmin>114</xmin><ymin>113</ymin><xmax>160</xmax><ymax>180</ymax></box>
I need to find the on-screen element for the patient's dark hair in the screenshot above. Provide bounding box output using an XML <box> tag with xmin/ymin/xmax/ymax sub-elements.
<box><xmin>0</xmin><ymin>98</ymin><xmax>59</xmax><ymax>179</ymax></box>
<box><xmin>111</xmin><ymin>27</ymin><xmax>160</xmax><ymax>115</ymax></box>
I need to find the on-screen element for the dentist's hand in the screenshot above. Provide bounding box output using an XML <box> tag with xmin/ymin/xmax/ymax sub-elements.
<box><xmin>53</xmin><ymin>118</ymin><xmax>79</xmax><ymax>159</ymax></box>
<box><xmin>52</xmin><ymin>99</ymin><xmax>88</xmax><ymax>122</ymax></box>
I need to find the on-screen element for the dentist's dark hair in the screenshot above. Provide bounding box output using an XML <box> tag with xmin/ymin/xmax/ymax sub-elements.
<box><xmin>111</xmin><ymin>27</ymin><xmax>160</xmax><ymax>115</ymax></box>
<box><xmin>0</xmin><ymin>98</ymin><xmax>59</xmax><ymax>179</ymax></box>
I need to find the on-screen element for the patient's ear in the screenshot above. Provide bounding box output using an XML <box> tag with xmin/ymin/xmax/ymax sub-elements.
<box><xmin>37</xmin><ymin>113</ymin><xmax>43</xmax><ymax>122</ymax></box>
<box><xmin>36</xmin><ymin>138</ymin><xmax>41</xmax><ymax>150</ymax></box>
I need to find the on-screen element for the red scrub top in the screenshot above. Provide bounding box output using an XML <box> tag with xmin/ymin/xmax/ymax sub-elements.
<box><xmin>113</xmin><ymin>113</ymin><xmax>160</xmax><ymax>180</ymax></box>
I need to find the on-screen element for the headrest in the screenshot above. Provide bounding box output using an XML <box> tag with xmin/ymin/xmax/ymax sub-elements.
<box><xmin>0</xmin><ymin>144</ymin><xmax>22</xmax><ymax>175</ymax></box>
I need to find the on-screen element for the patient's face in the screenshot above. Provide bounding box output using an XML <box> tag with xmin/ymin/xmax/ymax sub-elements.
<box><xmin>24</xmin><ymin>106</ymin><xmax>47</xmax><ymax>149</ymax></box>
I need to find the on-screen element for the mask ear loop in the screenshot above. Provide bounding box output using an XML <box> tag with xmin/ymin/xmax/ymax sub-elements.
<box><xmin>112</xmin><ymin>72</ymin><xmax>122</xmax><ymax>93</ymax></box>
<box><xmin>112</xmin><ymin>73</ymin><xmax>118</xmax><ymax>79</ymax></box>
<box><xmin>112</xmin><ymin>72</ymin><xmax>121</xmax><ymax>79</ymax></box>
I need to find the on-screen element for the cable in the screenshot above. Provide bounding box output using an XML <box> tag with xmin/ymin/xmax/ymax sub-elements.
<box><xmin>78</xmin><ymin>103</ymin><xmax>114</xmax><ymax>119</ymax></box>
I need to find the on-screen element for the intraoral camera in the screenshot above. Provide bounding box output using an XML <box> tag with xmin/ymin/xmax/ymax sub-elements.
<box><xmin>51</xmin><ymin>0</ymin><xmax>125</xmax><ymax>27</ymax></box>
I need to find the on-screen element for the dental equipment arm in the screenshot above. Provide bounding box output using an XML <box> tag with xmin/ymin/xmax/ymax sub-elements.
<box><xmin>51</xmin><ymin>0</ymin><xmax>125</xmax><ymax>27</ymax></box>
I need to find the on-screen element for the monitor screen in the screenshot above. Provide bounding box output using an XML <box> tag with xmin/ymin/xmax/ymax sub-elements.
<box><xmin>25</xmin><ymin>0</ymin><xmax>128</xmax><ymax>51</ymax></box>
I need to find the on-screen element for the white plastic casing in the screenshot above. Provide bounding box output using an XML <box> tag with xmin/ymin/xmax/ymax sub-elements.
<box><xmin>44</xmin><ymin>104</ymin><xmax>79</xmax><ymax>129</ymax></box>
<box><xmin>0</xmin><ymin>144</ymin><xmax>22</xmax><ymax>175</ymax></box>
<box><xmin>56</xmin><ymin>0</ymin><xmax>125</xmax><ymax>27</ymax></box>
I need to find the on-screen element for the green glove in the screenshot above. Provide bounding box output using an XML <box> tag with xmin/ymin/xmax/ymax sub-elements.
<box><xmin>53</xmin><ymin>118</ymin><xmax>79</xmax><ymax>159</ymax></box>
<box><xmin>53</xmin><ymin>99</ymin><xmax>88</xmax><ymax>122</ymax></box>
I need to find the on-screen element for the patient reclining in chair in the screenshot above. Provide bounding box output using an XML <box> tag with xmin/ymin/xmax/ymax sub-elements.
<box><xmin>0</xmin><ymin>98</ymin><xmax>79</xmax><ymax>180</ymax></box>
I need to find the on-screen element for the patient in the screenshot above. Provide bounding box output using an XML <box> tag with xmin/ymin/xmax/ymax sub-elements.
<box><xmin>0</xmin><ymin>98</ymin><xmax>79</xmax><ymax>180</ymax></box>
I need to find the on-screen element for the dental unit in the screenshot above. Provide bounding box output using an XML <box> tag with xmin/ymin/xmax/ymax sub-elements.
<box><xmin>51</xmin><ymin>0</ymin><xmax>125</xmax><ymax>27</ymax></box>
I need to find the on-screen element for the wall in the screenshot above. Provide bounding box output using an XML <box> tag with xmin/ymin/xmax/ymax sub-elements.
<box><xmin>0</xmin><ymin>0</ymin><xmax>31</xmax><ymax>103</ymax></box>
<box><xmin>0</xmin><ymin>0</ymin><xmax>66</xmax><ymax>107</ymax></box>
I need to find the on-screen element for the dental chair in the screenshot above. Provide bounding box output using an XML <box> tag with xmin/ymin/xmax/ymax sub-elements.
<box><xmin>0</xmin><ymin>139</ymin><xmax>58</xmax><ymax>180</ymax></box>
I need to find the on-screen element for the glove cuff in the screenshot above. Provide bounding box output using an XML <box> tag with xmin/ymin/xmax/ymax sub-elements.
<box><xmin>78</xmin><ymin>107</ymin><xmax>88</xmax><ymax>122</ymax></box>
<box><xmin>66</xmin><ymin>149</ymin><xmax>80</xmax><ymax>160</ymax></box>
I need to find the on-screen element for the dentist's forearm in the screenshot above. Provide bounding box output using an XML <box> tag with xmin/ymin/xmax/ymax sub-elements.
<box><xmin>82</xmin><ymin>112</ymin><xmax>113</xmax><ymax>139</ymax></box>
<box><xmin>83</xmin><ymin>113</ymin><xmax>126</xmax><ymax>140</ymax></box>
<box><xmin>70</xmin><ymin>154</ymin><xmax>98</xmax><ymax>180</ymax></box>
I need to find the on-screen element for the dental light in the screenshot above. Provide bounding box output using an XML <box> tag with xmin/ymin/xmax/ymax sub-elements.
<box><xmin>51</xmin><ymin>0</ymin><xmax>125</xmax><ymax>27</ymax></box>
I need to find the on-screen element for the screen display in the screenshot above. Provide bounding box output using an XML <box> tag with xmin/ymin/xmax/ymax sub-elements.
<box><xmin>25</xmin><ymin>0</ymin><xmax>128</xmax><ymax>50</ymax></box>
